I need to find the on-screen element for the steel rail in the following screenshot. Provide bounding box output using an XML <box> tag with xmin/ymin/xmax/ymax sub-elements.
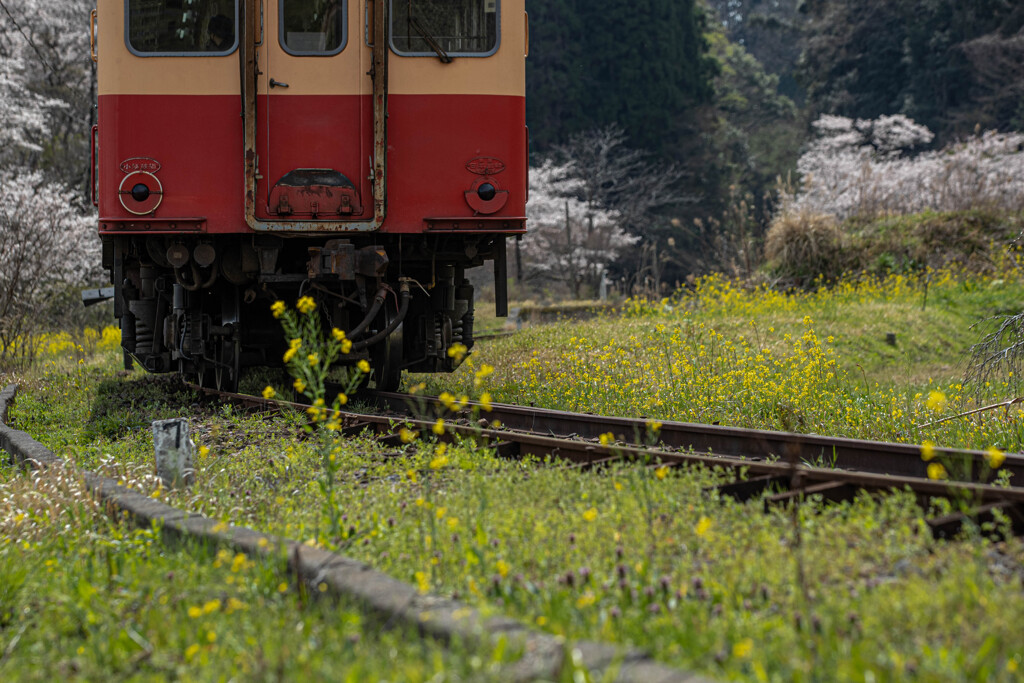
<box><xmin>190</xmin><ymin>385</ymin><xmax>1024</xmax><ymax>520</ymax></box>
<box><xmin>361</xmin><ymin>390</ymin><xmax>1024</xmax><ymax>486</ymax></box>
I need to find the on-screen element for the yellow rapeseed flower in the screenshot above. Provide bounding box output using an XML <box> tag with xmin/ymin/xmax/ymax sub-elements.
<box><xmin>732</xmin><ymin>638</ymin><xmax>753</xmax><ymax>659</ymax></box>
<box><xmin>447</xmin><ymin>342</ymin><xmax>468</xmax><ymax>362</ymax></box>
<box><xmin>985</xmin><ymin>446</ymin><xmax>1006</xmax><ymax>469</ymax></box>
<box><xmin>695</xmin><ymin>516</ymin><xmax>712</xmax><ymax>538</ymax></box>
<box><xmin>262</xmin><ymin>386</ymin><xmax>276</xmax><ymax>399</ymax></box>
<box><xmin>270</xmin><ymin>300</ymin><xmax>286</xmax><ymax>318</ymax></box>
<box><xmin>296</xmin><ymin>296</ymin><xmax>316</xmax><ymax>314</ymax></box>
<box><xmin>926</xmin><ymin>391</ymin><xmax>948</xmax><ymax>413</ymax></box>
<box><xmin>583</xmin><ymin>507</ymin><xmax>598</xmax><ymax>522</ymax></box>
<box><xmin>920</xmin><ymin>440</ymin><xmax>936</xmax><ymax>461</ymax></box>
<box><xmin>357</xmin><ymin>359</ymin><xmax>371</xmax><ymax>374</ymax></box>
<box><xmin>927</xmin><ymin>462</ymin><xmax>948</xmax><ymax>480</ymax></box>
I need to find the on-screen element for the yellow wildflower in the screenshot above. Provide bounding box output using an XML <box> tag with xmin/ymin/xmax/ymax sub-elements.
<box><xmin>927</xmin><ymin>462</ymin><xmax>948</xmax><ymax>480</ymax></box>
<box><xmin>357</xmin><ymin>359</ymin><xmax>371</xmax><ymax>374</ymax></box>
<box><xmin>599</xmin><ymin>432</ymin><xmax>614</xmax><ymax>446</ymax></box>
<box><xmin>926</xmin><ymin>391</ymin><xmax>948</xmax><ymax>413</ymax></box>
<box><xmin>307</xmin><ymin>353</ymin><xmax>319</xmax><ymax>367</ymax></box>
<box><xmin>283</xmin><ymin>347</ymin><xmax>298</xmax><ymax>363</ymax></box>
<box><xmin>985</xmin><ymin>446</ymin><xmax>1006</xmax><ymax>469</ymax></box>
<box><xmin>920</xmin><ymin>440</ymin><xmax>936</xmax><ymax>461</ymax></box>
<box><xmin>447</xmin><ymin>342</ymin><xmax>468</xmax><ymax>362</ymax></box>
<box><xmin>432</xmin><ymin>419</ymin><xmax>445</xmax><ymax>436</ymax></box>
<box><xmin>270</xmin><ymin>300</ymin><xmax>286</xmax><ymax>318</ymax></box>
<box><xmin>400</xmin><ymin>427</ymin><xmax>419</xmax><ymax>443</ymax></box>
<box><xmin>732</xmin><ymin>638</ymin><xmax>753</xmax><ymax>659</ymax></box>
<box><xmin>582</xmin><ymin>507</ymin><xmax>598</xmax><ymax>522</ymax></box>
<box><xmin>695</xmin><ymin>516</ymin><xmax>712</xmax><ymax>538</ymax></box>
<box><xmin>185</xmin><ymin>643</ymin><xmax>200</xmax><ymax>661</ymax></box>
<box><xmin>341</xmin><ymin>339</ymin><xmax>352</xmax><ymax>354</ymax></box>
<box><xmin>655</xmin><ymin>465</ymin><xmax>669</xmax><ymax>480</ymax></box>
<box><xmin>479</xmin><ymin>392</ymin><xmax>492</xmax><ymax>412</ymax></box>
<box><xmin>293</xmin><ymin>378</ymin><xmax>306</xmax><ymax>393</ymax></box>
<box><xmin>576</xmin><ymin>592</ymin><xmax>596</xmax><ymax>608</ymax></box>
<box><xmin>202</xmin><ymin>599</ymin><xmax>220</xmax><ymax>614</ymax></box>
<box><xmin>414</xmin><ymin>571</ymin><xmax>430</xmax><ymax>594</ymax></box>
<box><xmin>296</xmin><ymin>296</ymin><xmax>316</xmax><ymax>314</ymax></box>
<box><xmin>430</xmin><ymin>454</ymin><xmax>449</xmax><ymax>470</ymax></box>
<box><xmin>187</xmin><ymin>606</ymin><xmax>202</xmax><ymax>618</ymax></box>
<box><xmin>262</xmin><ymin>386</ymin><xmax>276</xmax><ymax>399</ymax></box>
<box><xmin>435</xmin><ymin>507</ymin><xmax>446</xmax><ymax>520</ymax></box>
<box><xmin>337</xmin><ymin>393</ymin><xmax>348</xmax><ymax>405</ymax></box>
<box><xmin>496</xmin><ymin>559</ymin><xmax>510</xmax><ymax>578</ymax></box>
<box><xmin>331</xmin><ymin>328</ymin><xmax>346</xmax><ymax>342</ymax></box>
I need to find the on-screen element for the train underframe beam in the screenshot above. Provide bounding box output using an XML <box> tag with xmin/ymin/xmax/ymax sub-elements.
<box><xmin>103</xmin><ymin>233</ymin><xmax>507</xmax><ymax>392</ymax></box>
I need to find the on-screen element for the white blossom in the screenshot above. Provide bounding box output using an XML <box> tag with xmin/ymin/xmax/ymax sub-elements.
<box><xmin>523</xmin><ymin>160</ymin><xmax>639</xmax><ymax>298</ymax></box>
<box><xmin>783</xmin><ymin>114</ymin><xmax>1024</xmax><ymax>220</ymax></box>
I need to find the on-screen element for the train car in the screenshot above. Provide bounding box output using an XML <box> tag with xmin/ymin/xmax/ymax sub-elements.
<box><xmin>92</xmin><ymin>0</ymin><xmax>527</xmax><ymax>390</ymax></box>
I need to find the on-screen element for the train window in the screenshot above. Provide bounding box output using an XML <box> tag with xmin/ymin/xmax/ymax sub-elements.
<box><xmin>391</xmin><ymin>0</ymin><xmax>499</xmax><ymax>57</ymax></box>
<box><xmin>280</xmin><ymin>0</ymin><xmax>347</xmax><ymax>55</ymax></box>
<box><xmin>126</xmin><ymin>0</ymin><xmax>238</xmax><ymax>56</ymax></box>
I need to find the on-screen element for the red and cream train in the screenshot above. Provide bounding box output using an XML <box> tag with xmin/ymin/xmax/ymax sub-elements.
<box><xmin>93</xmin><ymin>0</ymin><xmax>527</xmax><ymax>389</ymax></box>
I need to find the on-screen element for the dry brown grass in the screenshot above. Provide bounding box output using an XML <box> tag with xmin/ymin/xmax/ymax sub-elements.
<box><xmin>764</xmin><ymin>211</ymin><xmax>847</xmax><ymax>286</ymax></box>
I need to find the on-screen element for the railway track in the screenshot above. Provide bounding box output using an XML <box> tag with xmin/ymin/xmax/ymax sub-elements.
<box><xmin>190</xmin><ymin>384</ymin><xmax>1024</xmax><ymax>540</ymax></box>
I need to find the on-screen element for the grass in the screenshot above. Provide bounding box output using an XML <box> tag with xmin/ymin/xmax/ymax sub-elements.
<box><xmin>0</xmin><ymin>454</ymin><xmax>521</xmax><ymax>681</ymax></box>
<box><xmin>6</xmin><ymin>264</ymin><xmax>1024</xmax><ymax>680</ymax></box>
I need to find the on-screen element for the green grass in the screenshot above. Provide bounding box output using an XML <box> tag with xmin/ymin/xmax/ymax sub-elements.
<box><xmin>7</xmin><ymin>266</ymin><xmax>1024</xmax><ymax>680</ymax></box>
<box><xmin>0</xmin><ymin>456</ymin><xmax>520</xmax><ymax>681</ymax></box>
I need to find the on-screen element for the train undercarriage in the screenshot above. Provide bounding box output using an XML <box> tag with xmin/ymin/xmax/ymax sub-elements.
<box><xmin>102</xmin><ymin>233</ymin><xmax>509</xmax><ymax>391</ymax></box>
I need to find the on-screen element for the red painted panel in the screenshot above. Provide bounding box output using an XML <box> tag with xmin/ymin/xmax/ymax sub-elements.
<box><xmin>98</xmin><ymin>93</ymin><xmax>526</xmax><ymax>235</ymax></box>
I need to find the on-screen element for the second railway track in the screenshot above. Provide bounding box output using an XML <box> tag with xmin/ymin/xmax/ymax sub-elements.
<box><xmin>191</xmin><ymin>383</ymin><xmax>1024</xmax><ymax>539</ymax></box>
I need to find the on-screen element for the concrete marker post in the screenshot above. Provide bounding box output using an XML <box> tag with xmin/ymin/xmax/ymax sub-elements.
<box><xmin>151</xmin><ymin>418</ymin><xmax>195</xmax><ymax>488</ymax></box>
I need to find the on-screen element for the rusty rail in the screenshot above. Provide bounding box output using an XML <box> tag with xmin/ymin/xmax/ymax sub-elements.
<box><xmin>191</xmin><ymin>384</ymin><xmax>1024</xmax><ymax>538</ymax></box>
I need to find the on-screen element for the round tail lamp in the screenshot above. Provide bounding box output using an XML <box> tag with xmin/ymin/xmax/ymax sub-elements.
<box><xmin>118</xmin><ymin>171</ymin><xmax>163</xmax><ymax>215</ymax></box>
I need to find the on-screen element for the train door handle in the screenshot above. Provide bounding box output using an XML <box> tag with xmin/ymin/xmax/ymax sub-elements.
<box><xmin>269</xmin><ymin>78</ymin><xmax>289</xmax><ymax>88</ymax></box>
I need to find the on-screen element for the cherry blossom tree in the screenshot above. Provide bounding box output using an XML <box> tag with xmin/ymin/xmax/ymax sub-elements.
<box><xmin>0</xmin><ymin>0</ymin><xmax>101</xmax><ymax>365</ymax></box>
<box><xmin>782</xmin><ymin>114</ymin><xmax>1024</xmax><ymax>221</ymax></box>
<box><xmin>522</xmin><ymin>160</ymin><xmax>638</xmax><ymax>299</ymax></box>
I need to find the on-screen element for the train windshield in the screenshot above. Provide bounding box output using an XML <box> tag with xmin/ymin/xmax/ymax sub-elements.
<box><xmin>391</xmin><ymin>0</ymin><xmax>499</xmax><ymax>57</ymax></box>
<box><xmin>126</xmin><ymin>0</ymin><xmax>239</xmax><ymax>55</ymax></box>
<box><xmin>281</xmin><ymin>0</ymin><xmax>347</xmax><ymax>55</ymax></box>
